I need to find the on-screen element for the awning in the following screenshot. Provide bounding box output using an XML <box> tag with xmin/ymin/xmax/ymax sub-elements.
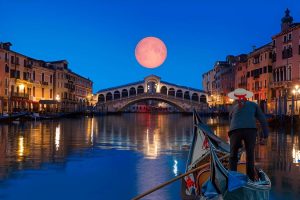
<box><xmin>39</xmin><ymin>100</ymin><xmax>58</xmax><ymax>104</ymax></box>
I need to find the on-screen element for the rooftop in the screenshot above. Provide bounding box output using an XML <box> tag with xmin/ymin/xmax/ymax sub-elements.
<box><xmin>97</xmin><ymin>81</ymin><xmax>144</xmax><ymax>93</ymax></box>
<box><xmin>96</xmin><ymin>76</ymin><xmax>206</xmax><ymax>94</ymax></box>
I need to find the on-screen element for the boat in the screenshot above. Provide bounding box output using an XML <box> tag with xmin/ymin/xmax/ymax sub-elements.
<box><xmin>181</xmin><ymin>111</ymin><xmax>271</xmax><ymax>200</ymax></box>
<box><xmin>0</xmin><ymin>112</ymin><xmax>27</xmax><ymax>123</ymax></box>
<box><xmin>27</xmin><ymin>112</ymin><xmax>64</xmax><ymax>120</ymax></box>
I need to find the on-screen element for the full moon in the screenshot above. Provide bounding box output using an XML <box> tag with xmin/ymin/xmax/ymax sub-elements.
<box><xmin>135</xmin><ymin>36</ymin><xmax>167</xmax><ymax>69</ymax></box>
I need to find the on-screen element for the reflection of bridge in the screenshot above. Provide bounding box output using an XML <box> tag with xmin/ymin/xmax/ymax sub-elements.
<box><xmin>95</xmin><ymin>75</ymin><xmax>208</xmax><ymax>113</ymax></box>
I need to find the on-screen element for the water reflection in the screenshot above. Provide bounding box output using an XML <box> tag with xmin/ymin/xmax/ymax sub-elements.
<box><xmin>292</xmin><ymin>135</ymin><xmax>300</xmax><ymax>164</ymax></box>
<box><xmin>0</xmin><ymin>114</ymin><xmax>299</xmax><ymax>199</ymax></box>
<box><xmin>18</xmin><ymin>136</ymin><xmax>24</xmax><ymax>159</ymax></box>
<box><xmin>55</xmin><ymin>125</ymin><xmax>60</xmax><ymax>151</ymax></box>
<box><xmin>145</xmin><ymin>128</ymin><xmax>160</xmax><ymax>159</ymax></box>
<box><xmin>173</xmin><ymin>159</ymin><xmax>178</xmax><ymax>176</ymax></box>
<box><xmin>95</xmin><ymin>114</ymin><xmax>193</xmax><ymax>155</ymax></box>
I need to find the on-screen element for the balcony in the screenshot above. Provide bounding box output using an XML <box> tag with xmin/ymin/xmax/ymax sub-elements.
<box><xmin>253</xmin><ymin>74</ymin><xmax>260</xmax><ymax>79</ymax></box>
<box><xmin>283</xmin><ymin>37</ymin><xmax>292</xmax><ymax>43</ymax></box>
<box><xmin>41</xmin><ymin>81</ymin><xmax>49</xmax><ymax>86</ymax></box>
<box><xmin>270</xmin><ymin>80</ymin><xmax>293</xmax><ymax>88</ymax></box>
<box><xmin>25</xmin><ymin>63</ymin><xmax>33</xmax><ymax>68</ymax></box>
<box><xmin>254</xmin><ymin>87</ymin><xmax>262</xmax><ymax>92</ymax></box>
<box><xmin>11</xmin><ymin>92</ymin><xmax>29</xmax><ymax>98</ymax></box>
<box><xmin>238</xmin><ymin>83</ymin><xmax>247</xmax><ymax>87</ymax></box>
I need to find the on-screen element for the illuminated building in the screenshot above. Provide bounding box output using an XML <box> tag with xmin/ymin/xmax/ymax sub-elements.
<box><xmin>247</xmin><ymin>44</ymin><xmax>273</xmax><ymax>112</ymax></box>
<box><xmin>0</xmin><ymin>42</ymin><xmax>93</xmax><ymax>113</ymax></box>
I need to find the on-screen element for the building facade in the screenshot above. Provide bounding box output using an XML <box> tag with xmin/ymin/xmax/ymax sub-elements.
<box><xmin>211</xmin><ymin>56</ymin><xmax>235</xmax><ymax>105</ymax></box>
<box><xmin>202</xmin><ymin>69</ymin><xmax>216</xmax><ymax>105</ymax></box>
<box><xmin>271</xmin><ymin>9</ymin><xmax>300</xmax><ymax>114</ymax></box>
<box><xmin>202</xmin><ymin>69</ymin><xmax>215</xmax><ymax>94</ymax></box>
<box><xmin>233</xmin><ymin>54</ymin><xmax>248</xmax><ymax>90</ymax></box>
<box><xmin>0</xmin><ymin>42</ymin><xmax>93</xmax><ymax>113</ymax></box>
<box><xmin>201</xmin><ymin>9</ymin><xmax>300</xmax><ymax>114</ymax></box>
<box><xmin>247</xmin><ymin>44</ymin><xmax>273</xmax><ymax>108</ymax></box>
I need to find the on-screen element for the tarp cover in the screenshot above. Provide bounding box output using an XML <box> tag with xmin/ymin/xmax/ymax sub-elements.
<box><xmin>201</xmin><ymin>180</ymin><xmax>219</xmax><ymax>198</ymax></box>
<box><xmin>227</xmin><ymin>171</ymin><xmax>247</xmax><ymax>192</ymax></box>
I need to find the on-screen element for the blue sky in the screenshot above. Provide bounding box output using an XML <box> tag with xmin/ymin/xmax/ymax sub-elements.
<box><xmin>1</xmin><ymin>0</ymin><xmax>299</xmax><ymax>92</ymax></box>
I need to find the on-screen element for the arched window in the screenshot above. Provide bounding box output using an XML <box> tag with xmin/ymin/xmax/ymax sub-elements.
<box><xmin>114</xmin><ymin>91</ymin><xmax>120</xmax><ymax>100</ymax></box>
<box><xmin>184</xmin><ymin>91</ymin><xmax>190</xmax><ymax>100</ymax></box>
<box><xmin>106</xmin><ymin>92</ymin><xmax>113</xmax><ymax>101</ymax></box>
<box><xmin>192</xmin><ymin>93</ymin><xmax>199</xmax><ymax>102</ymax></box>
<box><xmin>168</xmin><ymin>88</ymin><xmax>175</xmax><ymax>96</ymax></box>
<box><xmin>98</xmin><ymin>94</ymin><xmax>105</xmax><ymax>103</ymax></box>
<box><xmin>129</xmin><ymin>87</ymin><xmax>136</xmax><ymax>96</ymax></box>
<box><xmin>160</xmin><ymin>86</ymin><xmax>167</xmax><ymax>95</ymax></box>
<box><xmin>137</xmin><ymin>85</ymin><xmax>144</xmax><ymax>94</ymax></box>
<box><xmin>176</xmin><ymin>90</ymin><xmax>183</xmax><ymax>98</ymax></box>
<box><xmin>200</xmin><ymin>95</ymin><xmax>207</xmax><ymax>103</ymax></box>
<box><xmin>122</xmin><ymin>89</ymin><xmax>128</xmax><ymax>98</ymax></box>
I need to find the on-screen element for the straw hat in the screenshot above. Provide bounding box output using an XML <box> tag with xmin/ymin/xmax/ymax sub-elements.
<box><xmin>227</xmin><ymin>88</ymin><xmax>253</xmax><ymax>100</ymax></box>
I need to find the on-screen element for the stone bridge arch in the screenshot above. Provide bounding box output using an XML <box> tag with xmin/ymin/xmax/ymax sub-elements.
<box><xmin>117</xmin><ymin>96</ymin><xmax>186</xmax><ymax>112</ymax></box>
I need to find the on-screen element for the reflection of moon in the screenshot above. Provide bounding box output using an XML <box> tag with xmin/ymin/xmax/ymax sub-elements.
<box><xmin>135</xmin><ymin>36</ymin><xmax>167</xmax><ymax>69</ymax></box>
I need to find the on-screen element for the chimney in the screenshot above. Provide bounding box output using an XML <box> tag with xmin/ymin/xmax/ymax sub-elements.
<box><xmin>0</xmin><ymin>42</ymin><xmax>12</xmax><ymax>50</ymax></box>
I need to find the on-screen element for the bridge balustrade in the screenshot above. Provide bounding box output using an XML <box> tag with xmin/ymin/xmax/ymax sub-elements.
<box><xmin>97</xmin><ymin>92</ymin><xmax>205</xmax><ymax>105</ymax></box>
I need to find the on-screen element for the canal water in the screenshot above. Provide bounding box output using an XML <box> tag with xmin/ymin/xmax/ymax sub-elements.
<box><xmin>0</xmin><ymin>114</ymin><xmax>299</xmax><ymax>200</ymax></box>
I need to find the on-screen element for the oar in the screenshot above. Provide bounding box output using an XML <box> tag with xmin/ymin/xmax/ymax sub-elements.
<box><xmin>131</xmin><ymin>153</ymin><xmax>230</xmax><ymax>200</ymax></box>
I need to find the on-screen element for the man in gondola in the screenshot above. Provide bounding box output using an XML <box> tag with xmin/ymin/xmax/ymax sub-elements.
<box><xmin>227</xmin><ymin>88</ymin><xmax>269</xmax><ymax>181</ymax></box>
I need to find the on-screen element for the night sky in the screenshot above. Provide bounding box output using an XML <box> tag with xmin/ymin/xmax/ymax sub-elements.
<box><xmin>1</xmin><ymin>0</ymin><xmax>299</xmax><ymax>92</ymax></box>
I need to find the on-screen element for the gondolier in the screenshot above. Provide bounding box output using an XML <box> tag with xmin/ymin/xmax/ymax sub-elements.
<box><xmin>228</xmin><ymin>88</ymin><xmax>269</xmax><ymax>181</ymax></box>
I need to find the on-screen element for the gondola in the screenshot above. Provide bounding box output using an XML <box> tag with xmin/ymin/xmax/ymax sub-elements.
<box><xmin>27</xmin><ymin>112</ymin><xmax>64</xmax><ymax>120</ymax></box>
<box><xmin>181</xmin><ymin>112</ymin><xmax>271</xmax><ymax>200</ymax></box>
<box><xmin>0</xmin><ymin>112</ymin><xmax>27</xmax><ymax>123</ymax></box>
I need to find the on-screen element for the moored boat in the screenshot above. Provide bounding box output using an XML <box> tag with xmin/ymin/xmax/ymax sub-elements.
<box><xmin>181</xmin><ymin>112</ymin><xmax>271</xmax><ymax>200</ymax></box>
<box><xmin>0</xmin><ymin>112</ymin><xmax>27</xmax><ymax>123</ymax></box>
<box><xmin>27</xmin><ymin>112</ymin><xmax>64</xmax><ymax>120</ymax></box>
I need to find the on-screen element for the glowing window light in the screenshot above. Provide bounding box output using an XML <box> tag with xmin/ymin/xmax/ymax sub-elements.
<box><xmin>19</xmin><ymin>84</ymin><xmax>25</xmax><ymax>92</ymax></box>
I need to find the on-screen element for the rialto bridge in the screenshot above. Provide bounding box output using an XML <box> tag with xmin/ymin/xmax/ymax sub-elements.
<box><xmin>95</xmin><ymin>75</ymin><xmax>208</xmax><ymax>113</ymax></box>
